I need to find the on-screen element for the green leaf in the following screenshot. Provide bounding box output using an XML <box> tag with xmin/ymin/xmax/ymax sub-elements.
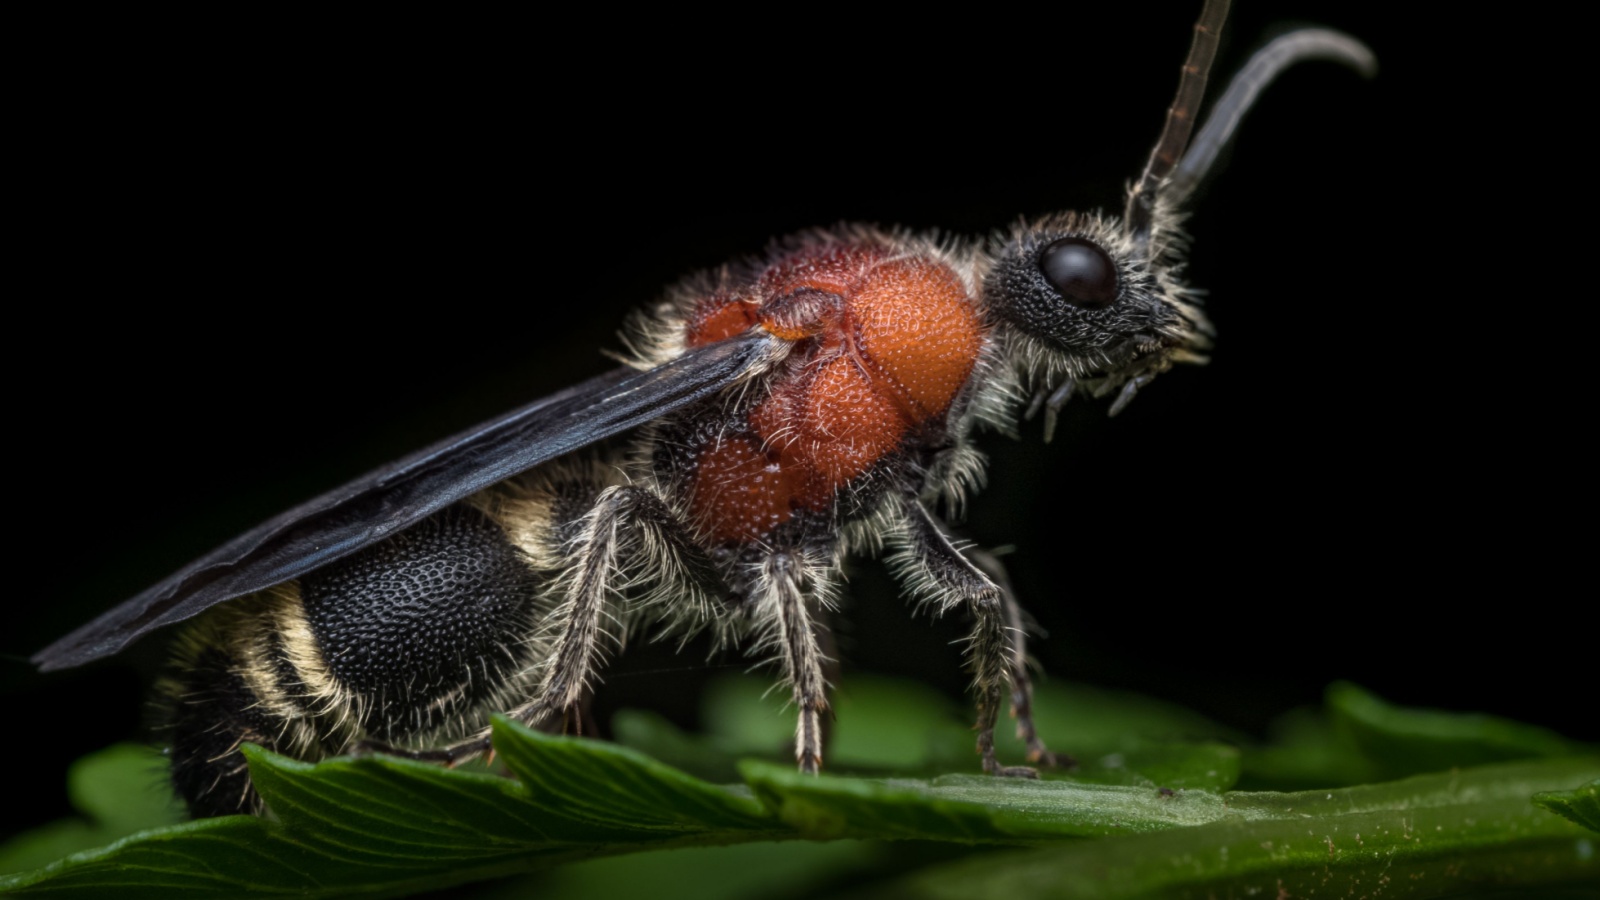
<box><xmin>1239</xmin><ymin>705</ymin><xmax>1377</xmax><ymax>790</ymax></box>
<box><xmin>5</xmin><ymin>683</ymin><xmax>1595</xmax><ymax>899</ymax></box>
<box><xmin>1244</xmin><ymin>686</ymin><xmax>1600</xmax><ymax>792</ymax></box>
<box><xmin>0</xmin><ymin>719</ymin><xmax>1305</xmax><ymax>896</ymax></box>
<box><xmin>1329</xmin><ymin>681</ymin><xmax>1594</xmax><ymax>780</ymax></box>
<box><xmin>0</xmin><ymin>722</ymin><xmax>787</xmax><ymax>898</ymax></box>
<box><xmin>1067</xmin><ymin>739</ymin><xmax>1241</xmax><ymax>792</ymax></box>
<box><xmin>0</xmin><ymin>744</ymin><xmax>182</xmax><ymax>877</ymax></box>
<box><xmin>741</xmin><ymin>762</ymin><xmax>1257</xmax><ymax>842</ymax></box>
<box><xmin>495</xmin><ymin>840</ymin><xmax>890</xmax><ymax>900</ymax></box>
<box><xmin>1534</xmin><ymin>779</ymin><xmax>1600</xmax><ymax>834</ymax></box>
<box><xmin>886</xmin><ymin>758</ymin><xmax>1600</xmax><ymax>900</ymax></box>
<box><xmin>67</xmin><ymin>744</ymin><xmax>182</xmax><ymax>835</ymax></box>
<box><xmin>491</xmin><ymin>718</ymin><xmax>776</xmax><ymax>837</ymax></box>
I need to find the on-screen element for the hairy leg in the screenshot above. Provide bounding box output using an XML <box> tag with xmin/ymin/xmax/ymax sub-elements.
<box><xmin>363</xmin><ymin>483</ymin><xmax>724</xmax><ymax>765</ymax></box>
<box><xmin>888</xmin><ymin>499</ymin><xmax>1046</xmax><ymax>776</ymax></box>
<box><xmin>747</xmin><ymin>549</ymin><xmax>833</xmax><ymax>773</ymax></box>
<box><xmin>967</xmin><ymin>548</ymin><xmax>1073</xmax><ymax>768</ymax></box>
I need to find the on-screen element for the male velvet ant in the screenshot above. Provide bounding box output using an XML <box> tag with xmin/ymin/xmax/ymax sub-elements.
<box><xmin>35</xmin><ymin>1</ymin><xmax>1373</xmax><ymax>817</ymax></box>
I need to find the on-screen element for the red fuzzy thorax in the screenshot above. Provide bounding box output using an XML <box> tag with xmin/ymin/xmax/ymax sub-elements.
<box><xmin>683</xmin><ymin>239</ymin><xmax>982</xmax><ymax>543</ymax></box>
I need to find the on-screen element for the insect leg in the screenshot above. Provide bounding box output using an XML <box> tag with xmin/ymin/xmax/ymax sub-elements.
<box><xmin>888</xmin><ymin>499</ymin><xmax>1036</xmax><ymax>777</ymax></box>
<box><xmin>749</xmin><ymin>549</ymin><xmax>833</xmax><ymax>774</ymax></box>
<box><xmin>967</xmin><ymin>548</ymin><xmax>1074</xmax><ymax>769</ymax></box>
<box><xmin>501</xmin><ymin>482</ymin><xmax>727</xmax><ymax>730</ymax></box>
<box><xmin>815</xmin><ymin>613</ymin><xmax>841</xmax><ymax>756</ymax></box>
<box><xmin>362</xmin><ymin>482</ymin><xmax>725</xmax><ymax>765</ymax></box>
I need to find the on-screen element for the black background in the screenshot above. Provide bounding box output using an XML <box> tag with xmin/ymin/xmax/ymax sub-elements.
<box><xmin>9</xmin><ymin>3</ymin><xmax>1587</xmax><ymax>841</ymax></box>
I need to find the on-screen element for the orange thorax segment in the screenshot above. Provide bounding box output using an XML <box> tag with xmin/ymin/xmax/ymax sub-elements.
<box><xmin>686</xmin><ymin>240</ymin><xmax>982</xmax><ymax>543</ymax></box>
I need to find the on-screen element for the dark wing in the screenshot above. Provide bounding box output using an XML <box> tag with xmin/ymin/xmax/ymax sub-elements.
<box><xmin>34</xmin><ymin>332</ymin><xmax>774</xmax><ymax>672</ymax></box>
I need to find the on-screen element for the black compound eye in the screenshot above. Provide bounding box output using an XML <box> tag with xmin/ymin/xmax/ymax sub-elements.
<box><xmin>1039</xmin><ymin>237</ymin><xmax>1118</xmax><ymax>309</ymax></box>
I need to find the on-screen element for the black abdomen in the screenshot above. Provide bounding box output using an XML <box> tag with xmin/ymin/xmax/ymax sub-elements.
<box><xmin>302</xmin><ymin>506</ymin><xmax>539</xmax><ymax>739</ymax></box>
<box><xmin>162</xmin><ymin>504</ymin><xmax>543</xmax><ymax>817</ymax></box>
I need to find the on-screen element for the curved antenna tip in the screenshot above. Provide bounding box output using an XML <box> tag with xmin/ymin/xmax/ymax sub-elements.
<box><xmin>1295</xmin><ymin>27</ymin><xmax>1378</xmax><ymax>79</ymax></box>
<box><xmin>1167</xmin><ymin>27</ymin><xmax>1378</xmax><ymax>202</ymax></box>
